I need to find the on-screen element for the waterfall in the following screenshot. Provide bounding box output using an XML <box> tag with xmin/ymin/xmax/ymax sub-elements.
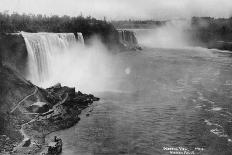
<box><xmin>21</xmin><ymin>32</ymin><xmax>84</xmax><ymax>84</ymax></box>
<box><xmin>118</xmin><ymin>30</ymin><xmax>138</xmax><ymax>46</ymax></box>
<box><xmin>117</xmin><ymin>30</ymin><xmax>141</xmax><ymax>50</ymax></box>
<box><xmin>77</xmin><ymin>32</ymin><xmax>85</xmax><ymax>45</ymax></box>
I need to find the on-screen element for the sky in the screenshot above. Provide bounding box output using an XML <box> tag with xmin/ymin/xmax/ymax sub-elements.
<box><xmin>0</xmin><ymin>0</ymin><xmax>232</xmax><ymax>20</ymax></box>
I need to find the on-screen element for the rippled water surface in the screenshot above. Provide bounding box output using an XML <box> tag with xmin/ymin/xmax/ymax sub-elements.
<box><xmin>47</xmin><ymin>48</ymin><xmax>232</xmax><ymax>155</ymax></box>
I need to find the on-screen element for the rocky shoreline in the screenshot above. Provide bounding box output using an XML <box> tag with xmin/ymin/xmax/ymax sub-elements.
<box><xmin>1</xmin><ymin>78</ymin><xmax>99</xmax><ymax>154</ymax></box>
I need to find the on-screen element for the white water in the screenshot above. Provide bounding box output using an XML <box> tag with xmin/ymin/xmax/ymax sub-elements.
<box><xmin>133</xmin><ymin>20</ymin><xmax>192</xmax><ymax>49</ymax></box>
<box><xmin>118</xmin><ymin>30</ymin><xmax>138</xmax><ymax>46</ymax></box>
<box><xmin>22</xmin><ymin>33</ymin><xmax>118</xmax><ymax>93</ymax></box>
<box><xmin>21</xmin><ymin>32</ymin><xmax>84</xmax><ymax>84</ymax></box>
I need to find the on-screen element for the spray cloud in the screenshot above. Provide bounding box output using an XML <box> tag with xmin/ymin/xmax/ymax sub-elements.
<box><xmin>39</xmin><ymin>36</ymin><xmax>119</xmax><ymax>93</ymax></box>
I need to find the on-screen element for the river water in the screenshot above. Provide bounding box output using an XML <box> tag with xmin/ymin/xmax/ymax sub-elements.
<box><xmin>46</xmin><ymin>47</ymin><xmax>232</xmax><ymax>155</ymax></box>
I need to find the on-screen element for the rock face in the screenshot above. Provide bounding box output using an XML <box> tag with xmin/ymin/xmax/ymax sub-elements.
<box><xmin>117</xmin><ymin>30</ymin><xmax>142</xmax><ymax>51</ymax></box>
<box><xmin>0</xmin><ymin>33</ymin><xmax>28</xmax><ymax>74</ymax></box>
<box><xmin>0</xmin><ymin>65</ymin><xmax>47</xmax><ymax>153</ymax></box>
<box><xmin>22</xmin><ymin>138</ymin><xmax>31</xmax><ymax>147</ymax></box>
<box><xmin>13</xmin><ymin>83</ymin><xmax>99</xmax><ymax>154</ymax></box>
<box><xmin>0</xmin><ymin>65</ymin><xmax>99</xmax><ymax>154</ymax></box>
<box><xmin>207</xmin><ymin>41</ymin><xmax>232</xmax><ymax>51</ymax></box>
<box><xmin>27</xmin><ymin>102</ymin><xmax>50</xmax><ymax>113</ymax></box>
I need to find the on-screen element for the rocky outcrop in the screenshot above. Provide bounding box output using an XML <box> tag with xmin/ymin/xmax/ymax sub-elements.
<box><xmin>0</xmin><ymin>33</ymin><xmax>28</xmax><ymax>74</ymax></box>
<box><xmin>27</xmin><ymin>102</ymin><xmax>50</xmax><ymax>113</ymax></box>
<box><xmin>0</xmin><ymin>65</ymin><xmax>99</xmax><ymax>154</ymax></box>
<box><xmin>13</xmin><ymin>83</ymin><xmax>99</xmax><ymax>154</ymax></box>
<box><xmin>207</xmin><ymin>41</ymin><xmax>232</xmax><ymax>51</ymax></box>
<box><xmin>0</xmin><ymin>65</ymin><xmax>46</xmax><ymax>153</ymax></box>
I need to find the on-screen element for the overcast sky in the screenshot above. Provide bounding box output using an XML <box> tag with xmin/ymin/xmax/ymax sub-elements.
<box><xmin>0</xmin><ymin>0</ymin><xmax>232</xmax><ymax>20</ymax></box>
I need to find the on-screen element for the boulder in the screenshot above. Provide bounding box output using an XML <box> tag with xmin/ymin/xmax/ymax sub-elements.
<box><xmin>27</xmin><ymin>102</ymin><xmax>50</xmax><ymax>113</ymax></box>
<box><xmin>22</xmin><ymin>138</ymin><xmax>31</xmax><ymax>147</ymax></box>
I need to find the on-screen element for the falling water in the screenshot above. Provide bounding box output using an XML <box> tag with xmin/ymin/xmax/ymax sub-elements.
<box><xmin>21</xmin><ymin>32</ymin><xmax>84</xmax><ymax>84</ymax></box>
<box><xmin>118</xmin><ymin>30</ymin><xmax>138</xmax><ymax>46</ymax></box>
<box><xmin>77</xmin><ymin>32</ymin><xmax>85</xmax><ymax>45</ymax></box>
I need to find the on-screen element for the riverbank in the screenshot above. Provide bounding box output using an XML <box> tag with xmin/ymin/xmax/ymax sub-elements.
<box><xmin>11</xmin><ymin>83</ymin><xmax>99</xmax><ymax>155</ymax></box>
<box><xmin>12</xmin><ymin>107</ymin><xmax>80</xmax><ymax>154</ymax></box>
<box><xmin>0</xmin><ymin>65</ymin><xmax>99</xmax><ymax>154</ymax></box>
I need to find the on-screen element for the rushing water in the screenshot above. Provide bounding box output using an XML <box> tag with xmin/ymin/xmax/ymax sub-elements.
<box><xmin>46</xmin><ymin>47</ymin><xmax>232</xmax><ymax>155</ymax></box>
<box><xmin>21</xmin><ymin>32</ymin><xmax>84</xmax><ymax>84</ymax></box>
<box><xmin>118</xmin><ymin>30</ymin><xmax>138</xmax><ymax>47</ymax></box>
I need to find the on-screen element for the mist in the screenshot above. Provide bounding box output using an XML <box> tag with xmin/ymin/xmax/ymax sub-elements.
<box><xmin>39</xmin><ymin>37</ymin><xmax>120</xmax><ymax>93</ymax></box>
<box><xmin>135</xmin><ymin>20</ymin><xmax>193</xmax><ymax>49</ymax></box>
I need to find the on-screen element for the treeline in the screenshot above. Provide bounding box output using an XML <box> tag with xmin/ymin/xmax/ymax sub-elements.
<box><xmin>191</xmin><ymin>17</ymin><xmax>232</xmax><ymax>43</ymax></box>
<box><xmin>189</xmin><ymin>17</ymin><xmax>232</xmax><ymax>50</ymax></box>
<box><xmin>112</xmin><ymin>19</ymin><xmax>166</xmax><ymax>29</ymax></box>
<box><xmin>0</xmin><ymin>12</ymin><xmax>119</xmax><ymax>46</ymax></box>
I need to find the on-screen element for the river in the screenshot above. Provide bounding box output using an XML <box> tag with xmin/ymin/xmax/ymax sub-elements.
<box><xmin>46</xmin><ymin>47</ymin><xmax>232</xmax><ymax>155</ymax></box>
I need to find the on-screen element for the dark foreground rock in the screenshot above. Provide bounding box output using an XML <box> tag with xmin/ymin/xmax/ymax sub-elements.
<box><xmin>207</xmin><ymin>41</ymin><xmax>232</xmax><ymax>51</ymax></box>
<box><xmin>0</xmin><ymin>33</ymin><xmax>28</xmax><ymax>74</ymax></box>
<box><xmin>0</xmin><ymin>65</ymin><xmax>99</xmax><ymax>154</ymax></box>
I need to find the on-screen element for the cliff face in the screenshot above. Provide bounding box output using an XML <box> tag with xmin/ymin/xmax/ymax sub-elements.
<box><xmin>190</xmin><ymin>17</ymin><xmax>232</xmax><ymax>51</ymax></box>
<box><xmin>0</xmin><ymin>34</ymin><xmax>28</xmax><ymax>75</ymax></box>
<box><xmin>0</xmin><ymin>65</ymin><xmax>48</xmax><ymax>152</ymax></box>
<box><xmin>0</xmin><ymin>64</ymin><xmax>99</xmax><ymax>154</ymax></box>
<box><xmin>0</xmin><ymin>33</ymin><xmax>51</xmax><ymax>152</ymax></box>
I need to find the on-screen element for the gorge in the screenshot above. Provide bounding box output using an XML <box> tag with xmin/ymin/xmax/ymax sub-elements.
<box><xmin>0</xmin><ymin>28</ymin><xmax>139</xmax><ymax>154</ymax></box>
<box><xmin>1</xmin><ymin>12</ymin><xmax>232</xmax><ymax>155</ymax></box>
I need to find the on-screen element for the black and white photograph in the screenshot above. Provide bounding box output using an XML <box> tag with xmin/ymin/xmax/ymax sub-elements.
<box><xmin>1</xmin><ymin>0</ymin><xmax>232</xmax><ymax>154</ymax></box>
